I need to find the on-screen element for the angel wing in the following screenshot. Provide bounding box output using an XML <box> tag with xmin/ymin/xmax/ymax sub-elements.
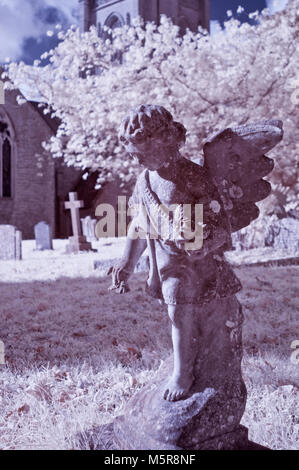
<box><xmin>203</xmin><ymin>120</ymin><xmax>283</xmax><ymax>232</ymax></box>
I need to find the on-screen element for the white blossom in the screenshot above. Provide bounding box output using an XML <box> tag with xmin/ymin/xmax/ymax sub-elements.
<box><xmin>249</xmin><ymin>11</ymin><xmax>259</xmax><ymax>19</ymax></box>
<box><xmin>210</xmin><ymin>200</ymin><xmax>221</xmax><ymax>213</ymax></box>
<box><xmin>3</xmin><ymin>1</ymin><xmax>298</xmax><ymax>214</ymax></box>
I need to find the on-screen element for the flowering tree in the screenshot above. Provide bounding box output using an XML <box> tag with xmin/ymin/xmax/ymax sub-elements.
<box><xmin>3</xmin><ymin>0</ymin><xmax>298</xmax><ymax>212</ymax></box>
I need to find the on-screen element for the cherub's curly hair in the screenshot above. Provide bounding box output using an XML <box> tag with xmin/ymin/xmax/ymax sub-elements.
<box><xmin>118</xmin><ymin>104</ymin><xmax>186</xmax><ymax>149</ymax></box>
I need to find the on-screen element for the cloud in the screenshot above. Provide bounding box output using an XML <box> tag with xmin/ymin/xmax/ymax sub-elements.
<box><xmin>0</xmin><ymin>0</ymin><xmax>78</xmax><ymax>64</ymax></box>
<box><xmin>266</xmin><ymin>0</ymin><xmax>288</xmax><ymax>14</ymax></box>
<box><xmin>210</xmin><ymin>20</ymin><xmax>222</xmax><ymax>36</ymax></box>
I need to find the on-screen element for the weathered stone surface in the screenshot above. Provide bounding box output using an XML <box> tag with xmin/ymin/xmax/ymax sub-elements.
<box><xmin>232</xmin><ymin>216</ymin><xmax>299</xmax><ymax>252</ymax></box>
<box><xmin>15</xmin><ymin>230</ymin><xmax>22</xmax><ymax>260</ymax></box>
<box><xmin>265</xmin><ymin>217</ymin><xmax>299</xmax><ymax>252</ymax></box>
<box><xmin>34</xmin><ymin>221</ymin><xmax>53</xmax><ymax>251</ymax></box>
<box><xmin>0</xmin><ymin>224</ymin><xmax>22</xmax><ymax>260</ymax></box>
<box><xmin>65</xmin><ymin>235</ymin><xmax>93</xmax><ymax>254</ymax></box>
<box><xmin>108</xmin><ymin>106</ymin><xmax>281</xmax><ymax>450</ymax></box>
<box><xmin>65</xmin><ymin>192</ymin><xmax>93</xmax><ymax>253</ymax></box>
<box><xmin>114</xmin><ymin>296</ymin><xmax>247</xmax><ymax>450</ymax></box>
<box><xmin>231</xmin><ymin>120</ymin><xmax>283</xmax><ymax>154</ymax></box>
<box><xmin>203</xmin><ymin>121</ymin><xmax>283</xmax><ymax>233</ymax></box>
<box><xmin>81</xmin><ymin>0</ymin><xmax>210</xmax><ymax>35</ymax></box>
<box><xmin>81</xmin><ymin>216</ymin><xmax>97</xmax><ymax>242</ymax></box>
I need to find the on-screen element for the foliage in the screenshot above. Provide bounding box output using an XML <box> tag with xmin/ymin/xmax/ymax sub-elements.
<box><xmin>3</xmin><ymin>1</ymin><xmax>298</xmax><ymax>205</ymax></box>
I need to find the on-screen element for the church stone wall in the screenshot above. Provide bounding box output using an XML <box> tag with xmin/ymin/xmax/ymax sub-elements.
<box><xmin>90</xmin><ymin>0</ymin><xmax>210</xmax><ymax>33</ymax></box>
<box><xmin>96</xmin><ymin>0</ymin><xmax>139</xmax><ymax>29</ymax></box>
<box><xmin>0</xmin><ymin>90</ymin><xmax>56</xmax><ymax>239</ymax></box>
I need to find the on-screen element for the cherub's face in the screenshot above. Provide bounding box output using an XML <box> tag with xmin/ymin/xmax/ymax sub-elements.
<box><xmin>128</xmin><ymin>139</ymin><xmax>172</xmax><ymax>171</ymax></box>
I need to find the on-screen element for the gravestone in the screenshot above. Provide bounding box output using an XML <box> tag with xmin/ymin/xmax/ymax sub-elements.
<box><xmin>90</xmin><ymin>219</ymin><xmax>97</xmax><ymax>242</ymax></box>
<box><xmin>64</xmin><ymin>192</ymin><xmax>93</xmax><ymax>253</ymax></box>
<box><xmin>232</xmin><ymin>215</ymin><xmax>299</xmax><ymax>252</ymax></box>
<box><xmin>265</xmin><ymin>217</ymin><xmax>299</xmax><ymax>252</ymax></box>
<box><xmin>0</xmin><ymin>225</ymin><xmax>22</xmax><ymax>260</ymax></box>
<box><xmin>81</xmin><ymin>216</ymin><xmax>97</xmax><ymax>242</ymax></box>
<box><xmin>15</xmin><ymin>230</ymin><xmax>22</xmax><ymax>260</ymax></box>
<box><xmin>34</xmin><ymin>221</ymin><xmax>53</xmax><ymax>250</ymax></box>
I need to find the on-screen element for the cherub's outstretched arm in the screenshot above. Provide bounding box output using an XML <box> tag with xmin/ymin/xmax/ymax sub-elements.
<box><xmin>107</xmin><ymin>219</ymin><xmax>147</xmax><ymax>293</ymax></box>
<box><xmin>122</xmin><ymin>219</ymin><xmax>147</xmax><ymax>272</ymax></box>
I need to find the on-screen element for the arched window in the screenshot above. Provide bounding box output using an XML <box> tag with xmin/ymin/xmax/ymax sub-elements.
<box><xmin>103</xmin><ymin>13</ymin><xmax>125</xmax><ymax>63</ymax></box>
<box><xmin>2</xmin><ymin>138</ymin><xmax>11</xmax><ymax>197</ymax></box>
<box><xmin>105</xmin><ymin>13</ymin><xmax>125</xmax><ymax>31</ymax></box>
<box><xmin>0</xmin><ymin>119</ymin><xmax>13</xmax><ymax>198</ymax></box>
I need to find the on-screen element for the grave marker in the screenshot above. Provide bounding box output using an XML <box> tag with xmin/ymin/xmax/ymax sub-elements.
<box><xmin>34</xmin><ymin>221</ymin><xmax>53</xmax><ymax>250</ymax></box>
<box><xmin>0</xmin><ymin>225</ymin><xmax>22</xmax><ymax>260</ymax></box>
<box><xmin>81</xmin><ymin>216</ymin><xmax>97</xmax><ymax>242</ymax></box>
<box><xmin>64</xmin><ymin>192</ymin><xmax>93</xmax><ymax>253</ymax></box>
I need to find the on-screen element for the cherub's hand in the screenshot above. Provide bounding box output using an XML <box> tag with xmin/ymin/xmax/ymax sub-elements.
<box><xmin>107</xmin><ymin>260</ymin><xmax>131</xmax><ymax>294</ymax></box>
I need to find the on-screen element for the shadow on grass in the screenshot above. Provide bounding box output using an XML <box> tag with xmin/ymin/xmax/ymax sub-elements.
<box><xmin>0</xmin><ymin>274</ymin><xmax>169</xmax><ymax>369</ymax></box>
<box><xmin>0</xmin><ymin>265</ymin><xmax>298</xmax><ymax>373</ymax></box>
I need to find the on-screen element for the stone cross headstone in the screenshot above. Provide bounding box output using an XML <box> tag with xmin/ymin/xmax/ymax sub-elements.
<box><xmin>64</xmin><ymin>192</ymin><xmax>93</xmax><ymax>253</ymax></box>
<box><xmin>0</xmin><ymin>225</ymin><xmax>22</xmax><ymax>260</ymax></box>
<box><xmin>34</xmin><ymin>221</ymin><xmax>53</xmax><ymax>251</ymax></box>
<box><xmin>81</xmin><ymin>216</ymin><xmax>97</xmax><ymax>242</ymax></box>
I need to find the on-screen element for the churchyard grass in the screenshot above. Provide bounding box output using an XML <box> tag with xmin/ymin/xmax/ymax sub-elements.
<box><xmin>0</xmin><ymin>241</ymin><xmax>298</xmax><ymax>450</ymax></box>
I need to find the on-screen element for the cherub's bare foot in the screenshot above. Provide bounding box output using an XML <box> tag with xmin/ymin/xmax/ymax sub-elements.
<box><xmin>163</xmin><ymin>373</ymin><xmax>194</xmax><ymax>402</ymax></box>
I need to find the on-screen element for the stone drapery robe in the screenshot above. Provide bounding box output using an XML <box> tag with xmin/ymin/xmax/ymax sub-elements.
<box><xmin>128</xmin><ymin>164</ymin><xmax>242</xmax><ymax>305</ymax></box>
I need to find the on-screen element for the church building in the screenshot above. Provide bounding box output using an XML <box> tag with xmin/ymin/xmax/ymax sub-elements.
<box><xmin>79</xmin><ymin>0</ymin><xmax>210</xmax><ymax>34</ymax></box>
<box><xmin>0</xmin><ymin>1</ymin><xmax>210</xmax><ymax>240</ymax></box>
<box><xmin>0</xmin><ymin>85</ymin><xmax>82</xmax><ymax>239</ymax></box>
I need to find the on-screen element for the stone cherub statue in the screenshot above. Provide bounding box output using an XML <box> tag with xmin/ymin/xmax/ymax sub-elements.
<box><xmin>108</xmin><ymin>104</ymin><xmax>283</xmax><ymax>412</ymax></box>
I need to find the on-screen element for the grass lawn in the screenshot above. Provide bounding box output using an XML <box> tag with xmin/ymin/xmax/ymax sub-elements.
<box><xmin>0</xmin><ymin>243</ymin><xmax>298</xmax><ymax>449</ymax></box>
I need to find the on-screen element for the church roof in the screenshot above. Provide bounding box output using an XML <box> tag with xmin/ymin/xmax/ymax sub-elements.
<box><xmin>0</xmin><ymin>66</ymin><xmax>60</xmax><ymax>134</ymax></box>
<box><xmin>29</xmin><ymin>101</ymin><xmax>60</xmax><ymax>134</ymax></box>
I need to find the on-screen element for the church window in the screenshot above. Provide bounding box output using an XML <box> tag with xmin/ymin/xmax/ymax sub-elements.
<box><xmin>2</xmin><ymin>138</ymin><xmax>11</xmax><ymax>197</ymax></box>
<box><xmin>0</xmin><ymin>121</ymin><xmax>13</xmax><ymax>198</ymax></box>
<box><xmin>103</xmin><ymin>13</ymin><xmax>125</xmax><ymax>62</ymax></box>
<box><xmin>105</xmin><ymin>13</ymin><xmax>124</xmax><ymax>30</ymax></box>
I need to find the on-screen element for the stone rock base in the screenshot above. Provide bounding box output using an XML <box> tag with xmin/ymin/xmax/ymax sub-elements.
<box><xmin>113</xmin><ymin>381</ymin><xmax>247</xmax><ymax>451</ymax></box>
<box><xmin>111</xmin><ymin>296</ymin><xmax>270</xmax><ymax>451</ymax></box>
<box><xmin>114</xmin><ymin>419</ymin><xmax>267</xmax><ymax>450</ymax></box>
<box><xmin>65</xmin><ymin>235</ymin><xmax>94</xmax><ymax>253</ymax></box>
<box><xmin>112</xmin><ymin>358</ymin><xmax>248</xmax><ymax>450</ymax></box>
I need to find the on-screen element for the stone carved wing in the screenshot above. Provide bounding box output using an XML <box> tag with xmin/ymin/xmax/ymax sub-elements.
<box><xmin>203</xmin><ymin>120</ymin><xmax>283</xmax><ymax>232</ymax></box>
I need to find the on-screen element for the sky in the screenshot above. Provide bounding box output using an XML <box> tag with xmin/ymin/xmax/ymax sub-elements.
<box><xmin>0</xmin><ymin>0</ymin><xmax>289</xmax><ymax>65</ymax></box>
<box><xmin>0</xmin><ymin>0</ymin><xmax>78</xmax><ymax>64</ymax></box>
